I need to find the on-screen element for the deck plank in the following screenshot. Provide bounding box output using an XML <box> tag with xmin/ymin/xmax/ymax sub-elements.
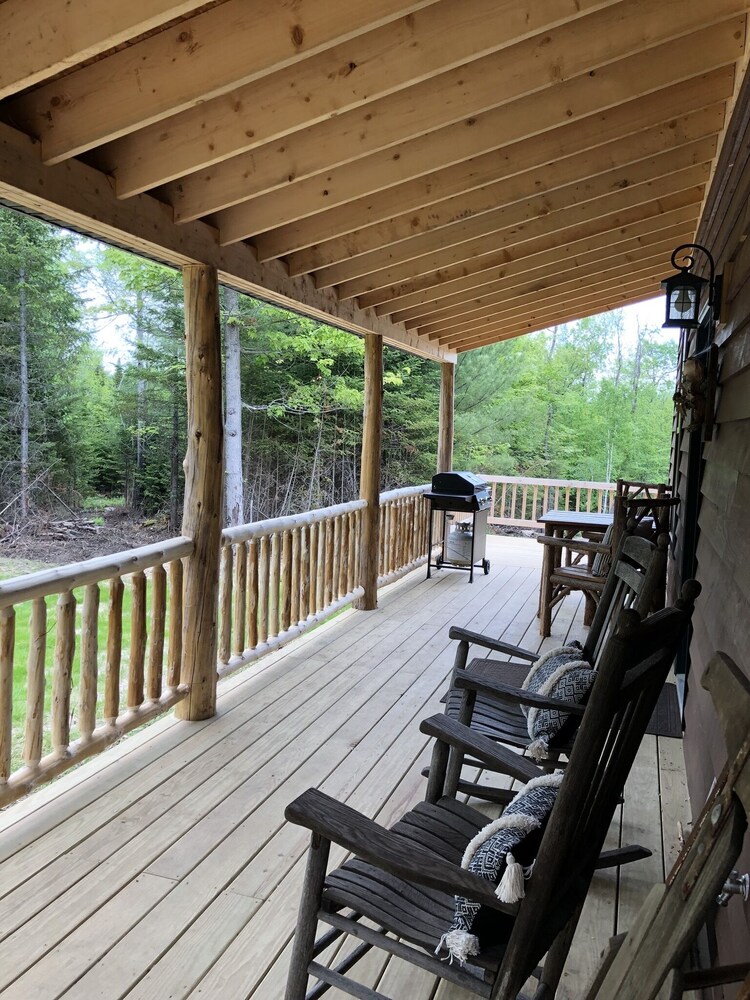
<box><xmin>0</xmin><ymin>536</ymin><xmax>691</xmax><ymax>1000</ymax></box>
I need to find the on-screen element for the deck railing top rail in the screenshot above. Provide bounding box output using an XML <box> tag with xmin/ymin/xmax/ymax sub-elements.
<box><xmin>222</xmin><ymin>499</ymin><xmax>367</xmax><ymax>544</ymax></box>
<box><xmin>483</xmin><ymin>475</ymin><xmax>614</xmax><ymax>490</ymax></box>
<box><xmin>0</xmin><ymin>535</ymin><xmax>194</xmax><ymax>608</ymax></box>
<box><xmin>379</xmin><ymin>484</ymin><xmax>430</xmax><ymax>503</ymax></box>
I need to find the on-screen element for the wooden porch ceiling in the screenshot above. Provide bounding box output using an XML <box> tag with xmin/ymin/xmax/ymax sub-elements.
<box><xmin>0</xmin><ymin>0</ymin><xmax>748</xmax><ymax>355</ymax></box>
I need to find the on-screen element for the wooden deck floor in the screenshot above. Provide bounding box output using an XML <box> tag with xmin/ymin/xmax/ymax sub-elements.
<box><xmin>0</xmin><ymin>536</ymin><xmax>691</xmax><ymax>1000</ymax></box>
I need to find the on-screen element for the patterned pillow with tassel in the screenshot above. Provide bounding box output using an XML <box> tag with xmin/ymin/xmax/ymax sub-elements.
<box><xmin>521</xmin><ymin>642</ymin><xmax>595</xmax><ymax>760</ymax></box>
<box><xmin>436</xmin><ymin>772</ymin><xmax>564</xmax><ymax>965</ymax></box>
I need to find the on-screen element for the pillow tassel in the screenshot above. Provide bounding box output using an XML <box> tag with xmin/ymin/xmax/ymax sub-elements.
<box><xmin>496</xmin><ymin>852</ymin><xmax>525</xmax><ymax>903</ymax></box>
<box><xmin>436</xmin><ymin>930</ymin><xmax>480</xmax><ymax>965</ymax></box>
<box><xmin>527</xmin><ymin>735</ymin><xmax>550</xmax><ymax>761</ymax></box>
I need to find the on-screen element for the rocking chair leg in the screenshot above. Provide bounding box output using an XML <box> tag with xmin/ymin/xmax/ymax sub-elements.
<box><xmin>532</xmin><ymin>900</ymin><xmax>585</xmax><ymax>1000</ymax></box>
<box><xmin>286</xmin><ymin>833</ymin><xmax>331</xmax><ymax>1000</ymax></box>
<box><xmin>583</xmin><ymin>593</ymin><xmax>597</xmax><ymax>627</ymax></box>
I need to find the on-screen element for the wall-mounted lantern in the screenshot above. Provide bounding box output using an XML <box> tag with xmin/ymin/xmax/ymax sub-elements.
<box><xmin>661</xmin><ymin>243</ymin><xmax>715</xmax><ymax>329</ymax></box>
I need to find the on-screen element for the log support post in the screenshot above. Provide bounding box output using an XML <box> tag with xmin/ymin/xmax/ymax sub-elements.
<box><xmin>437</xmin><ymin>361</ymin><xmax>455</xmax><ymax>473</ymax></box>
<box><xmin>355</xmin><ymin>333</ymin><xmax>383</xmax><ymax>611</ymax></box>
<box><xmin>176</xmin><ymin>264</ymin><xmax>224</xmax><ymax>721</ymax></box>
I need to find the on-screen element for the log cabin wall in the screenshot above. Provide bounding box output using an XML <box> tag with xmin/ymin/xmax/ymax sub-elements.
<box><xmin>670</xmin><ymin>69</ymin><xmax>750</xmax><ymax>978</ymax></box>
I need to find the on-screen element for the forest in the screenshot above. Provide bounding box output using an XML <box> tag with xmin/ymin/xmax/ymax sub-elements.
<box><xmin>0</xmin><ymin>207</ymin><xmax>678</xmax><ymax>538</ymax></box>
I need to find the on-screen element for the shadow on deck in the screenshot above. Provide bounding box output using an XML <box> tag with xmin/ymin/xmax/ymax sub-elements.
<box><xmin>0</xmin><ymin>536</ymin><xmax>690</xmax><ymax>999</ymax></box>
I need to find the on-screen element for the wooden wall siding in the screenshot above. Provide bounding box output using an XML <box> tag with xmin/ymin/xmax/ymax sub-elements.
<box><xmin>676</xmin><ymin>68</ymin><xmax>750</xmax><ymax>972</ymax></box>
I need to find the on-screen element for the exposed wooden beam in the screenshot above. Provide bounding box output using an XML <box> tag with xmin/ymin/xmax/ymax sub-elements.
<box><xmin>108</xmin><ymin>0</ymin><xmax>614</xmax><ymax>195</ymax></box>
<box><xmin>397</xmin><ymin>220</ymin><xmax>697</xmax><ymax>326</ymax></box>
<box><xmin>421</xmin><ymin>255</ymin><xmax>673</xmax><ymax>339</ymax></box>
<box><xmin>357</xmin><ymin>191</ymin><xmax>702</xmax><ymax>309</ymax></box>
<box><xmin>191</xmin><ymin>19</ymin><xmax>739</xmax><ymax>235</ymax></box>
<box><xmin>251</xmin><ymin>100</ymin><xmax>724</xmax><ymax>260</ymax></box>
<box><xmin>376</xmin><ymin>206</ymin><xmax>701</xmax><ymax>315</ymax></box>
<box><xmin>447</xmin><ymin>285</ymin><xmax>660</xmax><ymax>351</ymax></box>
<box><xmin>0</xmin><ymin>1</ymin><xmax>209</xmax><ymax>101</ymax></box>
<box><xmin>331</xmin><ymin>163</ymin><xmax>710</xmax><ymax>297</ymax></box>
<box><xmin>412</xmin><ymin>234</ymin><xmax>692</xmax><ymax>333</ymax></box>
<box><xmin>12</xmin><ymin>0</ymin><xmax>439</xmax><ymax>164</ymax></box>
<box><xmin>288</xmin><ymin>135</ymin><xmax>716</xmax><ymax>275</ymax></box>
<box><xmin>0</xmin><ymin>122</ymin><xmax>451</xmax><ymax>362</ymax></box>
<box><xmin>114</xmin><ymin>2</ymin><xmax>745</xmax><ymax>198</ymax></box>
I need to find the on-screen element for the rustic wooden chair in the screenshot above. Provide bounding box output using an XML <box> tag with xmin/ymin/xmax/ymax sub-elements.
<box><xmin>586</xmin><ymin>651</ymin><xmax>750</xmax><ymax>1000</ymax></box>
<box><xmin>435</xmin><ymin>532</ymin><xmax>670</xmax><ymax>803</ymax></box>
<box><xmin>284</xmin><ymin>586</ymin><xmax>699</xmax><ymax>1000</ymax></box>
<box><xmin>537</xmin><ymin>487</ymin><xmax>678</xmax><ymax>634</ymax></box>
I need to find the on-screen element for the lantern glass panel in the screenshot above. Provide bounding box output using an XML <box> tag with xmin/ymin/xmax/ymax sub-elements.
<box><xmin>669</xmin><ymin>285</ymin><xmax>697</xmax><ymax>321</ymax></box>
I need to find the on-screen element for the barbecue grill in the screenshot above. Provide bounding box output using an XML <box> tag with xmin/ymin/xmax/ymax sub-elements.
<box><xmin>425</xmin><ymin>471</ymin><xmax>491</xmax><ymax>582</ymax></box>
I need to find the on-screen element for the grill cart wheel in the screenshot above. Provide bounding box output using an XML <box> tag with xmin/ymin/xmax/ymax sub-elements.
<box><xmin>483</xmin><ymin>559</ymin><xmax>490</xmax><ymax>575</ymax></box>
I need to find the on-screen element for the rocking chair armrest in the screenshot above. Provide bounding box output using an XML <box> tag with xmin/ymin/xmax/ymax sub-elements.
<box><xmin>447</xmin><ymin>626</ymin><xmax>539</xmax><ymax>662</ymax></box>
<box><xmin>453</xmin><ymin>672</ymin><xmax>586</xmax><ymax>716</ymax></box>
<box><xmin>536</xmin><ymin>536</ymin><xmax>611</xmax><ymax>555</ymax></box>
<box><xmin>419</xmin><ymin>714</ymin><xmax>543</xmax><ymax>784</ymax></box>
<box><xmin>285</xmin><ymin>788</ymin><xmax>515</xmax><ymax>914</ymax></box>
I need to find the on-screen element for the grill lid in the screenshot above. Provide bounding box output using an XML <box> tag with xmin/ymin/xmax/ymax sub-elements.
<box><xmin>431</xmin><ymin>471</ymin><xmax>488</xmax><ymax>495</ymax></box>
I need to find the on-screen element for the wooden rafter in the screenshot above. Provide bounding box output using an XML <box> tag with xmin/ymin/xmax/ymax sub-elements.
<box><xmin>0</xmin><ymin>1</ymin><xmax>211</xmax><ymax>101</ymax></box>
<box><xmin>0</xmin><ymin>0</ymin><xmax>747</xmax><ymax>354</ymax></box>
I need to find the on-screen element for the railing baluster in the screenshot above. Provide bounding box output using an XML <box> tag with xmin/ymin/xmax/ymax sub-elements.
<box><xmin>0</xmin><ymin>607</ymin><xmax>14</xmax><ymax>781</ymax></box>
<box><xmin>332</xmin><ymin>515</ymin><xmax>341</xmax><ymax>601</ymax></box>
<box><xmin>105</xmin><ymin>577</ymin><xmax>124</xmax><ymax>722</ymax></box>
<box><xmin>219</xmin><ymin>543</ymin><xmax>233</xmax><ymax>664</ymax></box>
<box><xmin>258</xmin><ymin>535</ymin><xmax>269</xmax><ymax>644</ymax></box>
<box><xmin>148</xmin><ymin>564</ymin><xmax>167</xmax><ymax>700</ymax></box>
<box><xmin>79</xmin><ymin>583</ymin><xmax>100</xmax><ymax>741</ymax></box>
<box><xmin>299</xmin><ymin>526</ymin><xmax>310</xmax><ymax>621</ymax></box>
<box><xmin>281</xmin><ymin>529</ymin><xmax>292</xmax><ymax>632</ymax></box>
<box><xmin>167</xmin><ymin>561</ymin><xmax>182</xmax><ymax>690</ymax></box>
<box><xmin>246</xmin><ymin>539</ymin><xmax>259</xmax><ymax>648</ymax></box>
<box><xmin>325</xmin><ymin>517</ymin><xmax>334</xmax><ymax>606</ymax></box>
<box><xmin>128</xmin><ymin>572</ymin><xmax>147</xmax><ymax>711</ymax></box>
<box><xmin>291</xmin><ymin>528</ymin><xmax>301</xmax><ymax>626</ymax></box>
<box><xmin>24</xmin><ymin>598</ymin><xmax>46</xmax><ymax>770</ymax></box>
<box><xmin>348</xmin><ymin>511</ymin><xmax>357</xmax><ymax>593</ymax></box>
<box><xmin>269</xmin><ymin>532</ymin><xmax>281</xmax><ymax>639</ymax></box>
<box><xmin>317</xmin><ymin>521</ymin><xmax>327</xmax><ymax>612</ymax></box>
<box><xmin>232</xmin><ymin>541</ymin><xmax>247</xmax><ymax>656</ymax></box>
<box><xmin>52</xmin><ymin>591</ymin><xmax>75</xmax><ymax>758</ymax></box>
<box><xmin>308</xmin><ymin>521</ymin><xmax>318</xmax><ymax>614</ymax></box>
<box><xmin>338</xmin><ymin>516</ymin><xmax>348</xmax><ymax>600</ymax></box>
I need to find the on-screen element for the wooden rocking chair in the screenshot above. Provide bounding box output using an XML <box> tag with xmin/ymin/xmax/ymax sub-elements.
<box><xmin>434</xmin><ymin>533</ymin><xmax>670</xmax><ymax>803</ymax></box>
<box><xmin>587</xmin><ymin>651</ymin><xmax>750</xmax><ymax>1000</ymax></box>
<box><xmin>284</xmin><ymin>585</ymin><xmax>699</xmax><ymax>1000</ymax></box>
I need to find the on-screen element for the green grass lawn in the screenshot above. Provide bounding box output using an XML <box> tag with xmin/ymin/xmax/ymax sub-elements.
<box><xmin>3</xmin><ymin>560</ymin><xmax>167</xmax><ymax>773</ymax></box>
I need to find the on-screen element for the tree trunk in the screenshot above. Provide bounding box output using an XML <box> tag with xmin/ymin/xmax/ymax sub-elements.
<box><xmin>223</xmin><ymin>286</ymin><xmax>244</xmax><ymax>527</ymax></box>
<box><xmin>169</xmin><ymin>377</ymin><xmax>180</xmax><ymax>532</ymax></box>
<box><xmin>18</xmin><ymin>265</ymin><xmax>29</xmax><ymax>520</ymax></box>
<box><xmin>437</xmin><ymin>361</ymin><xmax>455</xmax><ymax>473</ymax></box>
<box><xmin>133</xmin><ymin>288</ymin><xmax>145</xmax><ymax>511</ymax></box>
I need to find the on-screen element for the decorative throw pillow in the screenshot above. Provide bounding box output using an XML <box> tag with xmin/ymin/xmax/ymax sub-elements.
<box><xmin>590</xmin><ymin>522</ymin><xmax>615</xmax><ymax>577</ymax></box>
<box><xmin>437</xmin><ymin>771</ymin><xmax>564</xmax><ymax>965</ymax></box>
<box><xmin>521</xmin><ymin>641</ymin><xmax>595</xmax><ymax>761</ymax></box>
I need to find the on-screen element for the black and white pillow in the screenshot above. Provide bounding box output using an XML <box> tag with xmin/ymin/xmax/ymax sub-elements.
<box><xmin>521</xmin><ymin>642</ymin><xmax>595</xmax><ymax>760</ymax></box>
<box><xmin>437</xmin><ymin>771</ymin><xmax>564</xmax><ymax>965</ymax></box>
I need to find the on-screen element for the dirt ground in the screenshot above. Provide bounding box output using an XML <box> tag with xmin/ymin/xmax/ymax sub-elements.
<box><xmin>0</xmin><ymin>507</ymin><xmax>174</xmax><ymax>570</ymax></box>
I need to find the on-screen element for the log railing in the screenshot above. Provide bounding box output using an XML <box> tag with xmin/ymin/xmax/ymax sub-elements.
<box><xmin>0</xmin><ymin>536</ymin><xmax>193</xmax><ymax>807</ymax></box>
<box><xmin>378</xmin><ymin>485</ymin><xmax>431</xmax><ymax>586</ymax></box>
<box><xmin>484</xmin><ymin>476</ymin><xmax>615</xmax><ymax>528</ymax></box>
<box><xmin>218</xmin><ymin>500</ymin><xmax>366</xmax><ymax>677</ymax></box>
